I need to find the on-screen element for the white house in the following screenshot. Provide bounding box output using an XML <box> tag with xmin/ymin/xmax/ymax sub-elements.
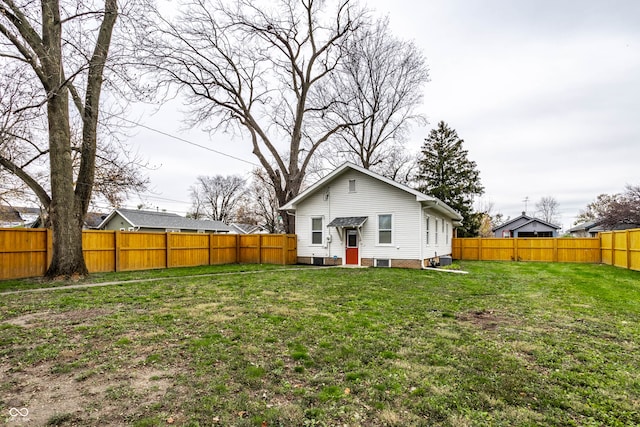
<box><xmin>280</xmin><ymin>163</ymin><xmax>463</xmax><ymax>268</ymax></box>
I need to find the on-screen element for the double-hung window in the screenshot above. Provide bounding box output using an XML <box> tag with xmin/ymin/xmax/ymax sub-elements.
<box><xmin>425</xmin><ymin>216</ymin><xmax>430</xmax><ymax>245</ymax></box>
<box><xmin>311</xmin><ymin>217</ymin><xmax>323</xmax><ymax>245</ymax></box>
<box><xmin>378</xmin><ymin>214</ymin><xmax>392</xmax><ymax>244</ymax></box>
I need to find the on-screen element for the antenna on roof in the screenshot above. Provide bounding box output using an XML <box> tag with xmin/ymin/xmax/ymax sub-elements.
<box><xmin>522</xmin><ymin>196</ymin><xmax>529</xmax><ymax>215</ymax></box>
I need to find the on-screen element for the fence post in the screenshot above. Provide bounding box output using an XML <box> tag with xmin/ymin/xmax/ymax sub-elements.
<box><xmin>209</xmin><ymin>233</ymin><xmax>214</xmax><ymax>265</ymax></box>
<box><xmin>114</xmin><ymin>230</ymin><xmax>121</xmax><ymax>272</ymax></box>
<box><xmin>553</xmin><ymin>238</ymin><xmax>558</xmax><ymax>263</ymax></box>
<box><xmin>46</xmin><ymin>228</ymin><xmax>53</xmax><ymax>269</ymax></box>
<box><xmin>281</xmin><ymin>234</ymin><xmax>286</xmax><ymax>265</ymax></box>
<box><xmin>235</xmin><ymin>234</ymin><xmax>240</xmax><ymax>264</ymax></box>
<box><xmin>165</xmin><ymin>232</ymin><xmax>171</xmax><ymax>268</ymax></box>
<box><xmin>258</xmin><ymin>234</ymin><xmax>262</xmax><ymax>264</ymax></box>
<box><xmin>513</xmin><ymin>238</ymin><xmax>518</xmax><ymax>261</ymax></box>
<box><xmin>627</xmin><ymin>230</ymin><xmax>632</xmax><ymax>270</ymax></box>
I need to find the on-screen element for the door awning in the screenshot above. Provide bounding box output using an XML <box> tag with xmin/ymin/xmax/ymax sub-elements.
<box><xmin>327</xmin><ymin>216</ymin><xmax>368</xmax><ymax>228</ymax></box>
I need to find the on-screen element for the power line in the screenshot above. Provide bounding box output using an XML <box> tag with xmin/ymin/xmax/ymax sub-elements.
<box><xmin>1</xmin><ymin>116</ymin><xmax>263</xmax><ymax>213</ymax></box>
<box><xmin>115</xmin><ymin>115</ymin><xmax>261</xmax><ymax>168</ymax></box>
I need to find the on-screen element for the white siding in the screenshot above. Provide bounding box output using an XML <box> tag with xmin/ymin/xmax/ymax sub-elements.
<box><xmin>422</xmin><ymin>209</ymin><xmax>453</xmax><ymax>258</ymax></box>
<box><xmin>295</xmin><ymin>170</ymin><xmax>425</xmax><ymax>261</ymax></box>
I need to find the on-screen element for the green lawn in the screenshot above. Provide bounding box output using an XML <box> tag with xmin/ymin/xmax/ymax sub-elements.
<box><xmin>1</xmin><ymin>262</ymin><xmax>639</xmax><ymax>426</ymax></box>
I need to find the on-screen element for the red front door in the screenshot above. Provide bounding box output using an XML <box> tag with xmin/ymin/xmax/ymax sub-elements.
<box><xmin>345</xmin><ymin>230</ymin><xmax>358</xmax><ymax>265</ymax></box>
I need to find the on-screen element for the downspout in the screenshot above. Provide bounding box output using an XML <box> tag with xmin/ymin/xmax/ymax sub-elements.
<box><xmin>326</xmin><ymin>186</ymin><xmax>331</xmax><ymax>261</ymax></box>
<box><xmin>420</xmin><ymin>206</ymin><xmax>427</xmax><ymax>269</ymax></box>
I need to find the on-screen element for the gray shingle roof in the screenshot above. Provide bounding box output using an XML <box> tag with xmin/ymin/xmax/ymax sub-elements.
<box><xmin>111</xmin><ymin>208</ymin><xmax>230</xmax><ymax>232</ymax></box>
<box><xmin>567</xmin><ymin>220</ymin><xmax>602</xmax><ymax>233</ymax></box>
<box><xmin>493</xmin><ymin>213</ymin><xmax>560</xmax><ymax>232</ymax></box>
<box><xmin>327</xmin><ymin>216</ymin><xmax>368</xmax><ymax>228</ymax></box>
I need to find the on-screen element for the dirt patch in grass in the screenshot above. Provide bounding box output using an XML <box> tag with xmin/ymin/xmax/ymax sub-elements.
<box><xmin>456</xmin><ymin>309</ymin><xmax>508</xmax><ymax>330</ymax></box>
<box><xmin>2</xmin><ymin>307</ymin><xmax>180</xmax><ymax>425</ymax></box>
<box><xmin>1</xmin><ymin>360</ymin><xmax>176</xmax><ymax>426</ymax></box>
<box><xmin>3</xmin><ymin>309</ymin><xmax>114</xmax><ymax>329</ymax></box>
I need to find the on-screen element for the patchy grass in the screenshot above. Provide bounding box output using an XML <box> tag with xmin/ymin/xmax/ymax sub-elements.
<box><xmin>1</xmin><ymin>262</ymin><xmax>639</xmax><ymax>426</ymax></box>
<box><xmin>0</xmin><ymin>263</ymin><xmax>303</xmax><ymax>293</ymax></box>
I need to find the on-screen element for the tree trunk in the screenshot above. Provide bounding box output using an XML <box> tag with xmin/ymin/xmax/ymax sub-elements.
<box><xmin>45</xmin><ymin>90</ymin><xmax>89</xmax><ymax>278</ymax></box>
<box><xmin>281</xmin><ymin>209</ymin><xmax>295</xmax><ymax>234</ymax></box>
<box><xmin>42</xmin><ymin>0</ymin><xmax>89</xmax><ymax>278</ymax></box>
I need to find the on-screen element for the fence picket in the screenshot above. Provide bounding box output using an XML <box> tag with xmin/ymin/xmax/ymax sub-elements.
<box><xmin>452</xmin><ymin>234</ymin><xmax>627</xmax><ymax>268</ymax></box>
<box><xmin>0</xmin><ymin>229</ymin><xmax>297</xmax><ymax>280</ymax></box>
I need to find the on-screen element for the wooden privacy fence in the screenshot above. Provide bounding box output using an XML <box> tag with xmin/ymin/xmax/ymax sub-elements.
<box><xmin>0</xmin><ymin>229</ymin><xmax>297</xmax><ymax>280</ymax></box>
<box><xmin>600</xmin><ymin>229</ymin><xmax>640</xmax><ymax>271</ymax></box>
<box><xmin>452</xmin><ymin>228</ymin><xmax>640</xmax><ymax>272</ymax></box>
<box><xmin>452</xmin><ymin>237</ymin><xmax>601</xmax><ymax>263</ymax></box>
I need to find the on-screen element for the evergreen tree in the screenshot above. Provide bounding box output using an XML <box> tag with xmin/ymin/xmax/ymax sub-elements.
<box><xmin>416</xmin><ymin>121</ymin><xmax>484</xmax><ymax>237</ymax></box>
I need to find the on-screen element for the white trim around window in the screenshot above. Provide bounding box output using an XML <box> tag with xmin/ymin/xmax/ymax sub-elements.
<box><xmin>311</xmin><ymin>216</ymin><xmax>324</xmax><ymax>245</ymax></box>
<box><xmin>377</xmin><ymin>213</ymin><xmax>393</xmax><ymax>245</ymax></box>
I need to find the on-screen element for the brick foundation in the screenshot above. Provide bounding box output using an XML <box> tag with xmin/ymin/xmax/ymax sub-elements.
<box><xmin>297</xmin><ymin>256</ymin><xmax>342</xmax><ymax>266</ymax></box>
<box><xmin>298</xmin><ymin>257</ymin><xmax>426</xmax><ymax>269</ymax></box>
<box><xmin>390</xmin><ymin>259</ymin><xmax>423</xmax><ymax>269</ymax></box>
<box><xmin>361</xmin><ymin>258</ymin><xmax>422</xmax><ymax>269</ymax></box>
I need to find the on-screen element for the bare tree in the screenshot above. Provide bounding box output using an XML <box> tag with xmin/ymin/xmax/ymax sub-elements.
<box><xmin>381</xmin><ymin>149</ymin><xmax>417</xmax><ymax>186</ymax></box>
<box><xmin>535</xmin><ymin>196</ymin><xmax>560</xmax><ymax>225</ymax></box>
<box><xmin>0</xmin><ymin>60</ymin><xmax>149</xmax><ymax>221</ymax></box>
<box><xmin>250</xmin><ymin>168</ymin><xmax>283</xmax><ymax>233</ymax></box>
<box><xmin>89</xmin><ymin>140</ymin><xmax>150</xmax><ymax>208</ymax></box>
<box><xmin>188</xmin><ymin>175</ymin><xmax>247</xmax><ymax>223</ymax></box>
<box><xmin>141</xmin><ymin>0</ymin><xmax>366</xmax><ymax>233</ymax></box>
<box><xmin>319</xmin><ymin>17</ymin><xmax>429</xmax><ymax>177</ymax></box>
<box><xmin>0</xmin><ymin>0</ymin><xmax>150</xmax><ymax>277</ymax></box>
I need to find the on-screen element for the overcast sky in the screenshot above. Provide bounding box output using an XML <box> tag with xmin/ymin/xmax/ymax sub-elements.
<box><xmin>128</xmin><ymin>0</ymin><xmax>640</xmax><ymax>231</ymax></box>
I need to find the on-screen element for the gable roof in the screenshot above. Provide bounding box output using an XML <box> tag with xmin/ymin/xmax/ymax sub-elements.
<box><xmin>493</xmin><ymin>213</ymin><xmax>561</xmax><ymax>232</ymax></box>
<box><xmin>229</xmin><ymin>223</ymin><xmax>265</xmax><ymax>234</ymax></box>
<box><xmin>98</xmin><ymin>208</ymin><xmax>230</xmax><ymax>232</ymax></box>
<box><xmin>567</xmin><ymin>219</ymin><xmax>603</xmax><ymax>233</ymax></box>
<box><xmin>280</xmin><ymin>162</ymin><xmax>463</xmax><ymax>222</ymax></box>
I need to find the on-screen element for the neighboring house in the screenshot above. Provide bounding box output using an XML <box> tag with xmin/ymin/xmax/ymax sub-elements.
<box><xmin>569</xmin><ymin>219</ymin><xmax>640</xmax><ymax>237</ymax></box>
<box><xmin>280</xmin><ymin>162</ymin><xmax>463</xmax><ymax>269</ymax></box>
<box><xmin>493</xmin><ymin>212</ymin><xmax>561</xmax><ymax>238</ymax></box>
<box><xmin>0</xmin><ymin>206</ymin><xmax>23</xmax><ymax>228</ymax></box>
<box><xmin>98</xmin><ymin>208</ymin><xmax>230</xmax><ymax>233</ymax></box>
<box><xmin>229</xmin><ymin>223</ymin><xmax>269</xmax><ymax>235</ymax></box>
<box><xmin>567</xmin><ymin>220</ymin><xmax>604</xmax><ymax>237</ymax></box>
<box><xmin>0</xmin><ymin>206</ymin><xmax>43</xmax><ymax>228</ymax></box>
<box><xmin>84</xmin><ymin>212</ymin><xmax>108</xmax><ymax>229</ymax></box>
<box><xmin>29</xmin><ymin>210</ymin><xmax>106</xmax><ymax>229</ymax></box>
